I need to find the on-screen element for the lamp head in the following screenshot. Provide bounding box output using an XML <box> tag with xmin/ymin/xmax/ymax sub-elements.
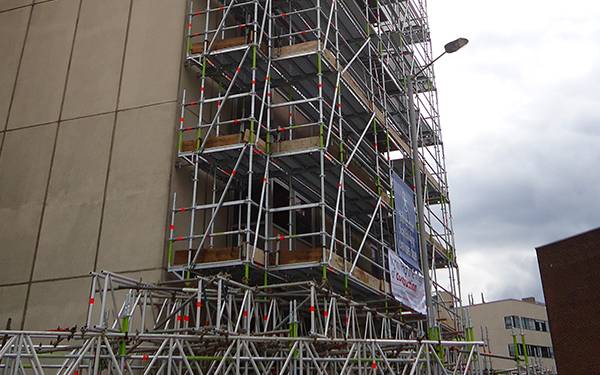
<box><xmin>444</xmin><ymin>38</ymin><xmax>469</xmax><ymax>53</ymax></box>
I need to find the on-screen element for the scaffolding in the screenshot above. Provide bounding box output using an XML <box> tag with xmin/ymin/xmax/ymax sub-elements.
<box><xmin>0</xmin><ymin>0</ymin><xmax>484</xmax><ymax>373</ymax></box>
<box><xmin>171</xmin><ymin>0</ymin><xmax>463</xmax><ymax>339</ymax></box>
<box><xmin>0</xmin><ymin>271</ymin><xmax>485</xmax><ymax>373</ymax></box>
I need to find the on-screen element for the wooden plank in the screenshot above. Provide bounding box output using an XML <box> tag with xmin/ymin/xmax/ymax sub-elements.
<box><xmin>322</xmin><ymin>48</ymin><xmax>337</xmax><ymax>67</ymax></box>
<box><xmin>278</xmin><ymin>247</ymin><xmax>321</xmax><ymax>265</ymax></box>
<box><xmin>386</xmin><ymin>127</ymin><xmax>411</xmax><ymax>155</ymax></box>
<box><xmin>173</xmin><ymin>247</ymin><xmax>239</xmax><ymax>265</ymax></box>
<box><xmin>241</xmin><ymin>129</ymin><xmax>267</xmax><ymax>153</ymax></box>
<box><xmin>181</xmin><ymin>130</ymin><xmax>266</xmax><ymax>153</ymax></box>
<box><xmin>341</xmin><ymin>71</ymin><xmax>371</xmax><ymax>111</ymax></box>
<box><xmin>331</xmin><ymin>253</ymin><xmax>381</xmax><ymax>291</ymax></box>
<box><xmin>274</xmin><ymin>40</ymin><xmax>318</xmax><ymax>59</ymax></box>
<box><xmin>242</xmin><ymin>243</ymin><xmax>265</xmax><ymax>266</ymax></box>
<box><xmin>191</xmin><ymin>36</ymin><xmax>248</xmax><ymax>54</ymax></box>
<box><xmin>272</xmin><ymin>136</ymin><xmax>320</xmax><ymax>154</ymax></box>
<box><xmin>181</xmin><ymin>133</ymin><xmax>241</xmax><ymax>152</ymax></box>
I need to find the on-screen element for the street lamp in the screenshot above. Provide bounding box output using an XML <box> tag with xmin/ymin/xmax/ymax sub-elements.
<box><xmin>406</xmin><ymin>37</ymin><xmax>468</xmax><ymax>330</ymax></box>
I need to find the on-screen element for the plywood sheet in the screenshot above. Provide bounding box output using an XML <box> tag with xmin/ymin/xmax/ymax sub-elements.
<box><xmin>278</xmin><ymin>247</ymin><xmax>321</xmax><ymax>264</ymax></box>
<box><xmin>181</xmin><ymin>129</ymin><xmax>265</xmax><ymax>153</ymax></box>
<box><xmin>191</xmin><ymin>36</ymin><xmax>248</xmax><ymax>54</ymax></box>
<box><xmin>272</xmin><ymin>135</ymin><xmax>320</xmax><ymax>154</ymax></box>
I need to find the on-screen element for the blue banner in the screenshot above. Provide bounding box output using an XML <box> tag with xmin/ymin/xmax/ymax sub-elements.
<box><xmin>392</xmin><ymin>172</ymin><xmax>421</xmax><ymax>271</ymax></box>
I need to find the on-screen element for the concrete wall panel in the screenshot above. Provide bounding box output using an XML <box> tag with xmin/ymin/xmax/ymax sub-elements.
<box><xmin>34</xmin><ymin>114</ymin><xmax>113</xmax><ymax>281</ymax></box>
<box><xmin>23</xmin><ymin>277</ymin><xmax>89</xmax><ymax>330</ymax></box>
<box><xmin>0</xmin><ymin>284</ymin><xmax>27</xmax><ymax>329</ymax></box>
<box><xmin>0</xmin><ymin>7</ymin><xmax>30</xmax><ymax>128</ymax></box>
<box><xmin>0</xmin><ymin>0</ymin><xmax>32</xmax><ymax>12</ymax></box>
<box><xmin>118</xmin><ymin>0</ymin><xmax>185</xmax><ymax>109</ymax></box>
<box><xmin>97</xmin><ymin>102</ymin><xmax>175</xmax><ymax>272</ymax></box>
<box><xmin>62</xmin><ymin>0</ymin><xmax>129</xmax><ymax>119</ymax></box>
<box><xmin>0</xmin><ymin>124</ymin><xmax>56</xmax><ymax>284</ymax></box>
<box><xmin>7</xmin><ymin>0</ymin><xmax>78</xmax><ymax>129</ymax></box>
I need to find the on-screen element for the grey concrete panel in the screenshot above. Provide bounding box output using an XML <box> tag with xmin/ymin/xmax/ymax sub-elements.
<box><xmin>24</xmin><ymin>277</ymin><xmax>89</xmax><ymax>330</ymax></box>
<box><xmin>0</xmin><ymin>124</ymin><xmax>56</xmax><ymax>284</ymax></box>
<box><xmin>34</xmin><ymin>114</ymin><xmax>113</xmax><ymax>281</ymax></box>
<box><xmin>61</xmin><ymin>0</ymin><xmax>129</xmax><ymax>119</ymax></box>
<box><xmin>0</xmin><ymin>124</ymin><xmax>56</xmax><ymax>208</ymax></box>
<box><xmin>0</xmin><ymin>284</ymin><xmax>27</xmax><ymax>329</ymax></box>
<box><xmin>97</xmin><ymin>102</ymin><xmax>176</xmax><ymax>272</ymax></box>
<box><xmin>0</xmin><ymin>0</ymin><xmax>32</xmax><ymax>12</ymax></box>
<box><xmin>0</xmin><ymin>7</ymin><xmax>30</xmax><ymax>129</ymax></box>
<box><xmin>7</xmin><ymin>0</ymin><xmax>78</xmax><ymax>129</ymax></box>
<box><xmin>118</xmin><ymin>0</ymin><xmax>185</xmax><ymax>109</ymax></box>
<box><xmin>0</xmin><ymin>206</ymin><xmax>42</xmax><ymax>284</ymax></box>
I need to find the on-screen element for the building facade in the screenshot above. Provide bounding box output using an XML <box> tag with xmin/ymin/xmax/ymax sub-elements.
<box><xmin>0</xmin><ymin>0</ymin><xmax>188</xmax><ymax>330</ymax></box>
<box><xmin>464</xmin><ymin>298</ymin><xmax>556</xmax><ymax>374</ymax></box>
<box><xmin>537</xmin><ymin>227</ymin><xmax>600</xmax><ymax>375</ymax></box>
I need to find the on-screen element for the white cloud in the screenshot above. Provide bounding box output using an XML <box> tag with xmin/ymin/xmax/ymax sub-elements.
<box><xmin>428</xmin><ymin>0</ymin><xmax>600</xmax><ymax>302</ymax></box>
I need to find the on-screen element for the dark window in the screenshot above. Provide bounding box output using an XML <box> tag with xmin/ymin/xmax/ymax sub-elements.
<box><xmin>505</xmin><ymin>315</ymin><xmax>549</xmax><ymax>332</ymax></box>
<box><xmin>510</xmin><ymin>344</ymin><xmax>554</xmax><ymax>359</ymax></box>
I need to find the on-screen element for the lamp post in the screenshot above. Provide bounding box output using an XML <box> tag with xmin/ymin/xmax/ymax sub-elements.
<box><xmin>407</xmin><ymin>37</ymin><xmax>468</xmax><ymax>330</ymax></box>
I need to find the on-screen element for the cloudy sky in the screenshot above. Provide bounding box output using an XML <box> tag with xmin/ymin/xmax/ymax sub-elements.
<box><xmin>428</xmin><ymin>0</ymin><xmax>600</xmax><ymax>302</ymax></box>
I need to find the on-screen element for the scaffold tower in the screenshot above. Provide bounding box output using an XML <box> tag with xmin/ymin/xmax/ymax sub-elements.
<box><xmin>171</xmin><ymin>0</ymin><xmax>464</xmax><ymax>339</ymax></box>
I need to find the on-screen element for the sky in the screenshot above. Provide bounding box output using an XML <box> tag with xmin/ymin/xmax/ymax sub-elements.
<box><xmin>427</xmin><ymin>0</ymin><xmax>600</xmax><ymax>303</ymax></box>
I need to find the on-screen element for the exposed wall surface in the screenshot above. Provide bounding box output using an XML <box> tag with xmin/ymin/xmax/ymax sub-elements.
<box><xmin>0</xmin><ymin>0</ymin><xmax>186</xmax><ymax>330</ymax></box>
<box><xmin>465</xmin><ymin>299</ymin><xmax>556</xmax><ymax>373</ymax></box>
<box><xmin>537</xmin><ymin>228</ymin><xmax>600</xmax><ymax>375</ymax></box>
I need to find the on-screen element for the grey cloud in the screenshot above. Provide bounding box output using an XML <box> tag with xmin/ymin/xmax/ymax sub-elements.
<box><xmin>429</xmin><ymin>1</ymin><xmax>600</xmax><ymax>302</ymax></box>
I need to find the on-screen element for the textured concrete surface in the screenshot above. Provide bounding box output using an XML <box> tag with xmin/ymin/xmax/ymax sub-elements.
<box><xmin>0</xmin><ymin>284</ymin><xmax>27</xmax><ymax>329</ymax></box>
<box><xmin>0</xmin><ymin>0</ymin><xmax>32</xmax><ymax>12</ymax></box>
<box><xmin>34</xmin><ymin>113</ymin><xmax>113</xmax><ymax>280</ymax></box>
<box><xmin>0</xmin><ymin>124</ymin><xmax>56</xmax><ymax>284</ymax></box>
<box><xmin>97</xmin><ymin>102</ymin><xmax>175</xmax><ymax>272</ymax></box>
<box><xmin>62</xmin><ymin>0</ymin><xmax>129</xmax><ymax>119</ymax></box>
<box><xmin>118</xmin><ymin>0</ymin><xmax>185</xmax><ymax>109</ymax></box>
<box><xmin>0</xmin><ymin>0</ymin><xmax>185</xmax><ymax>329</ymax></box>
<box><xmin>0</xmin><ymin>7</ymin><xmax>29</xmax><ymax>128</ymax></box>
<box><xmin>7</xmin><ymin>0</ymin><xmax>79</xmax><ymax>129</ymax></box>
<box><xmin>24</xmin><ymin>276</ymin><xmax>90</xmax><ymax>330</ymax></box>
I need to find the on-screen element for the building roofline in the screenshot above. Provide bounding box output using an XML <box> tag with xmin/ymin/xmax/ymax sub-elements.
<box><xmin>536</xmin><ymin>226</ymin><xmax>600</xmax><ymax>250</ymax></box>
<box><xmin>464</xmin><ymin>298</ymin><xmax>546</xmax><ymax>308</ymax></box>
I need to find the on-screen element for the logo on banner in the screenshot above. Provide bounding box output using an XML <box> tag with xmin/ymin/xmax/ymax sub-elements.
<box><xmin>389</xmin><ymin>251</ymin><xmax>426</xmax><ymax>315</ymax></box>
<box><xmin>391</xmin><ymin>172</ymin><xmax>420</xmax><ymax>271</ymax></box>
